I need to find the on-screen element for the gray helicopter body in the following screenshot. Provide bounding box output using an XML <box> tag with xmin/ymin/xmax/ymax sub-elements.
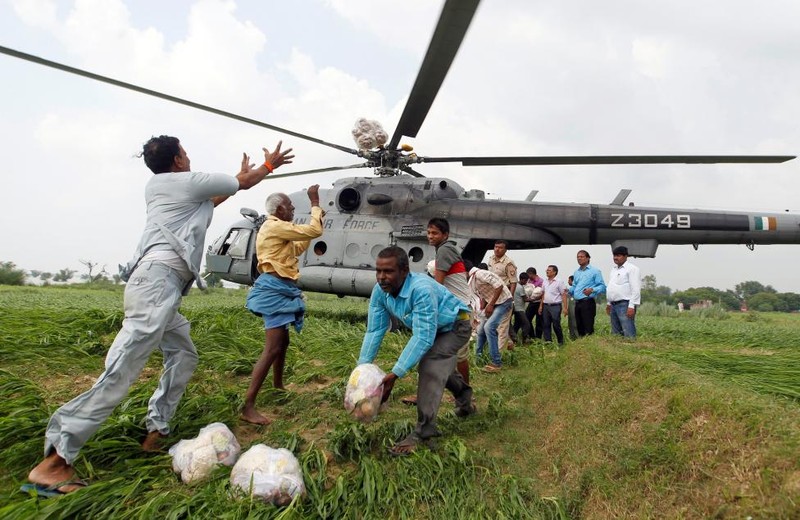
<box><xmin>206</xmin><ymin>175</ymin><xmax>800</xmax><ymax>297</ymax></box>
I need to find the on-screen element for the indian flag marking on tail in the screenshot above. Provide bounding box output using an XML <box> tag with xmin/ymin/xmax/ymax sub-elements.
<box><xmin>754</xmin><ymin>216</ymin><xmax>777</xmax><ymax>231</ymax></box>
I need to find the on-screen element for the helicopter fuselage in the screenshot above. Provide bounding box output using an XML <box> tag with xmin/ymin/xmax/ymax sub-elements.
<box><xmin>206</xmin><ymin>175</ymin><xmax>800</xmax><ymax>297</ymax></box>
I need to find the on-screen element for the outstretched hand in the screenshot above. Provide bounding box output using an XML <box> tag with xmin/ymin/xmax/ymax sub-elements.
<box><xmin>263</xmin><ymin>141</ymin><xmax>295</xmax><ymax>171</ymax></box>
<box><xmin>239</xmin><ymin>153</ymin><xmax>255</xmax><ymax>175</ymax></box>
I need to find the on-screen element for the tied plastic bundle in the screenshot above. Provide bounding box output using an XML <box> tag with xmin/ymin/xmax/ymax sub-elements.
<box><xmin>525</xmin><ymin>285</ymin><xmax>543</xmax><ymax>301</ymax></box>
<box><xmin>344</xmin><ymin>363</ymin><xmax>385</xmax><ymax>423</ymax></box>
<box><xmin>230</xmin><ymin>444</ymin><xmax>305</xmax><ymax>506</ymax></box>
<box><xmin>169</xmin><ymin>422</ymin><xmax>241</xmax><ymax>483</ymax></box>
<box><xmin>427</xmin><ymin>259</ymin><xmax>436</xmax><ymax>277</ymax></box>
<box><xmin>351</xmin><ymin>118</ymin><xmax>388</xmax><ymax>150</ymax></box>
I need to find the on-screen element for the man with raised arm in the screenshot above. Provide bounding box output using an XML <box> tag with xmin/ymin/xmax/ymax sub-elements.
<box><xmin>241</xmin><ymin>185</ymin><xmax>324</xmax><ymax>425</ymax></box>
<box><xmin>26</xmin><ymin>136</ymin><xmax>293</xmax><ymax>495</ymax></box>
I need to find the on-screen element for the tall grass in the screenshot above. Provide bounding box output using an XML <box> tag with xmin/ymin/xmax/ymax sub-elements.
<box><xmin>1</xmin><ymin>285</ymin><xmax>799</xmax><ymax>518</ymax></box>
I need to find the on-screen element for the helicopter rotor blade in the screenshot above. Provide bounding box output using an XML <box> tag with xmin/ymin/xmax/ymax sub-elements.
<box><xmin>387</xmin><ymin>0</ymin><xmax>480</xmax><ymax>150</ymax></box>
<box><xmin>266</xmin><ymin>163</ymin><xmax>370</xmax><ymax>180</ymax></box>
<box><xmin>420</xmin><ymin>155</ymin><xmax>796</xmax><ymax>166</ymax></box>
<box><xmin>0</xmin><ymin>45</ymin><xmax>359</xmax><ymax>156</ymax></box>
<box><xmin>400</xmin><ymin>166</ymin><xmax>426</xmax><ymax>178</ymax></box>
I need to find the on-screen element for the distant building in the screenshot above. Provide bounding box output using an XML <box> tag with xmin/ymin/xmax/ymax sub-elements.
<box><xmin>690</xmin><ymin>299</ymin><xmax>714</xmax><ymax>310</ymax></box>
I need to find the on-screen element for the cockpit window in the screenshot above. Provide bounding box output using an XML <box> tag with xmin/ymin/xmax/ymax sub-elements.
<box><xmin>222</xmin><ymin>229</ymin><xmax>251</xmax><ymax>259</ymax></box>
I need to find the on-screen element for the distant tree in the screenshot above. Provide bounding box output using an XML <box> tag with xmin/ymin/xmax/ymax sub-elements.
<box><xmin>747</xmin><ymin>292</ymin><xmax>786</xmax><ymax>312</ymax></box>
<box><xmin>40</xmin><ymin>272</ymin><xmax>53</xmax><ymax>284</ymax></box>
<box><xmin>79</xmin><ymin>260</ymin><xmax>108</xmax><ymax>284</ymax></box>
<box><xmin>202</xmin><ymin>266</ymin><xmax>222</xmax><ymax>288</ymax></box>
<box><xmin>672</xmin><ymin>286</ymin><xmax>740</xmax><ymax>311</ymax></box>
<box><xmin>53</xmin><ymin>268</ymin><xmax>77</xmax><ymax>283</ymax></box>
<box><xmin>641</xmin><ymin>274</ymin><xmax>673</xmax><ymax>305</ymax></box>
<box><xmin>777</xmin><ymin>292</ymin><xmax>800</xmax><ymax>312</ymax></box>
<box><xmin>112</xmin><ymin>274</ymin><xmax>122</xmax><ymax>285</ymax></box>
<box><xmin>29</xmin><ymin>270</ymin><xmax>42</xmax><ymax>279</ymax></box>
<box><xmin>0</xmin><ymin>261</ymin><xmax>27</xmax><ymax>285</ymax></box>
<box><xmin>735</xmin><ymin>281</ymin><xmax>776</xmax><ymax>300</ymax></box>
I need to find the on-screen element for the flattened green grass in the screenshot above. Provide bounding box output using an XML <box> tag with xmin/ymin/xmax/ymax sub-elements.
<box><xmin>1</xmin><ymin>285</ymin><xmax>799</xmax><ymax>518</ymax></box>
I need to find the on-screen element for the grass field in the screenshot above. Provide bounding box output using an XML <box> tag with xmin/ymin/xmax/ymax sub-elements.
<box><xmin>1</xmin><ymin>285</ymin><xmax>799</xmax><ymax>519</ymax></box>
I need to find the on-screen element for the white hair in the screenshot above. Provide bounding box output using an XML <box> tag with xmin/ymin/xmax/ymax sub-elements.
<box><xmin>265</xmin><ymin>192</ymin><xmax>287</xmax><ymax>216</ymax></box>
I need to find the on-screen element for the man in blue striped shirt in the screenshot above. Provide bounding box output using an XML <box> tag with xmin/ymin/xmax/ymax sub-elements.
<box><xmin>357</xmin><ymin>246</ymin><xmax>475</xmax><ymax>455</ymax></box>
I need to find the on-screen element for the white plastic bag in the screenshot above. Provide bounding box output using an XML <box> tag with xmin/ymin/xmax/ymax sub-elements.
<box><xmin>230</xmin><ymin>444</ymin><xmax>306</xmax><ymax>506</ymax></box>
<box><xmin>351</xmin><ymin>118</ymin><xmax>388</xmax><ymax>150</ymax></box>
<box><xmin>344</xmin><ymin>363</ymin><xmax>385</xmax><ymax>423</ymax></box>
<box><xmin>169</xmin><ymin>422</ymin><xmax>241</xmax><ymax>483</ymax></box>
<box><xmin>525</xmin><ymin>285</ymin><xmax>543</xmax><ymax>301</ymax></box>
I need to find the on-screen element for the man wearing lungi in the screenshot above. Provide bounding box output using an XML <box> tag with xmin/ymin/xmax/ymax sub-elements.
<box><xmin>241</xmin><ymin>185</ymin><xmax>324</xmax><ymax>425</ymax></box>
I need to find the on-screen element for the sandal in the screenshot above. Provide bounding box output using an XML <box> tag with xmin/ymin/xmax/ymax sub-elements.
<box><xmin>388</xmin><ymin>433</ymin><xmax>432</xmax><ymax>457</ymax></box>
<box><xmin>400</xmin><ymin>395</ymin><xmax>418</xmax><ymax>406</ymax></box>
<box><xmin>20</xmin><ymin>479</ymin><xmax>88</xmax><ymax>498</ymax></box>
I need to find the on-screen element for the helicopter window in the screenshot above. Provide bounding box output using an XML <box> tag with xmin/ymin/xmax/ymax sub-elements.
<box><xmin>439</xmin><ymin>180</ymin><xmax>448</xmax><ymax>190</ymax></box>
<box><xmin>337</xmin><ymin>187</ymin><xmax>361</xmax><ymax>212</ymax></box>
<box><xmin>221</xmin><ymin>228</ymin><xmax>251</xmax><ymax>259</ymax></box>
<box><xmin>313</xmin><ymin>241</ymin><xmax>327</xmax><ymax>256</ymax></box>
<box><xmin>345</xmin><ymin>243</ymin><xmax>361</xmax><ymax>258</ymax></box>
<box><xmin>408</xmin><ymin>247</ymin><xmax>424</xmax><ymax>263</ymax></box>
<box><xmin>370</xmin><ymin>245</ymin><xmax>385</xmax><ymax>259</ymax></box>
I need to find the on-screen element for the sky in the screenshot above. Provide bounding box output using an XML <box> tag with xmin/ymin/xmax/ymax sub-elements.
<box><xmin>1</xmin><ymin>0</ymin><xmax>799</xmax><ymax>293</ymax></box>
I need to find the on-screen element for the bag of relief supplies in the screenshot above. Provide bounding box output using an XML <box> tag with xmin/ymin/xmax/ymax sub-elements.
<box><xmin>169</xmin><ymin>422</ymin><xmax>241</xmax><ymax>483</ymax></box>
<box><xmin>230</xmin><ymin>444</ymin><xmax>305</xmax><ymax>506</ymax></box>
<box><xmin>344</xmin><ymin>363</ymin><xmax>386</xmax><ymax>423</ymax></box>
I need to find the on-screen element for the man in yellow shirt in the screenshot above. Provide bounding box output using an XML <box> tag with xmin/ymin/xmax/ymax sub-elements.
<box><xmin>241</xmin><ymin>185</ymin><xmax>324</xmax><ymax>425</ymax></box>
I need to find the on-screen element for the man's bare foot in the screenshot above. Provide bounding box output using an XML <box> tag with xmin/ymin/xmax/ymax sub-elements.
<box><xmin>240</xmin><ymin>407</ymin><xmax>271</xmax><ymax>425</ymax></box>
<box><xmin>28</xmin><ymin>452</ymin><xmax>85</xmax><ymax>493</ymax></box>
<box><xmin>141</xmin><ymin>431</ymin><xmax>168</xmax><ymax>452</ymax></box>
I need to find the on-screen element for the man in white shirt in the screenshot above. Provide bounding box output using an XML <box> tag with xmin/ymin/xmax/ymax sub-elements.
<box><xmin>537</xmin><ymin>265</ymin><xmax>568</xmax><ymax>345</ymax></box>
<box><xmin>605</xmin><ymin>246</ymin><xmax>642</xmax><ymax>338</ymax></box>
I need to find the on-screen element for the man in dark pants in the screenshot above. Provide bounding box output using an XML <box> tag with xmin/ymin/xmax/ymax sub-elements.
<box><xmin>569</xmin><ymin>250</ymin><xmax>606</xmax><ymax>336</ymax></box>
<box><xmin>538</xmin><ymin>265</ymin><xmax>568</xmax><ymax>345</ymax></box>
<box><xmin>524</xmin><ymin>267</ymin><xmax>544</xmax><ymax>340</ymax></box>
<box><xmin>357</xmin><ymin>246</ymin><xmax>475</xmax><ymax>455</ymax></box>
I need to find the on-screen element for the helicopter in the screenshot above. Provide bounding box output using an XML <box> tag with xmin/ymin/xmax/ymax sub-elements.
<box><xmin>1</xmin><ymin>1</ymin><xmax>797</xmax><ymax>296</ymax></box>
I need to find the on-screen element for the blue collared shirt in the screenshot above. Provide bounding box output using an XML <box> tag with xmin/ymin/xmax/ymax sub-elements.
<box><xmin>358</xmin><ymin>272</ymin><xmax>469</xmax><ymax>377</ymax></box>
<box><xmin>569</xmin><ymin>264</ymin><xmax>606</xmax><ymax>300</ymax></box>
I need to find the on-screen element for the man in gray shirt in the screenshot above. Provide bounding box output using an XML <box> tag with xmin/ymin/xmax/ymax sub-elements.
<box><xmin>26</xmin><ymin>135</ymin><xmax>294</xmax><ymax>495</ymax></box>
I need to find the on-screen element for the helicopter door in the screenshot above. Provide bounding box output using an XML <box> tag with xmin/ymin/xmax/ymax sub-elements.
<box><xmin>206</xmin><ymin>226</ymin><xmax>257</xmax><ymax>285</ymax></box>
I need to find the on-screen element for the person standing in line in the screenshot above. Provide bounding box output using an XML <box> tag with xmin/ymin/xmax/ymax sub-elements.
<box><xmin>569</xmin><ymin>250</ymin><xmax>606</xmax><ymax>337</ymax></box>
<box><xmin>566</xmin><ymin>275</ymin><xmax>579</xmax><ymax>340</ymax></box>
<box><xmin>512</xmin><ymin>272</ymin><xmax>533</xmax><ymax>343</ymax></box>
<box><xmin>26</xmin><ymin>136</ymin><xmax>294</xmax><ymax>494</ymax></box>
<box><xmin>538</xmin><ymin>265</ymin><xmax>568</xmax><ymax>345</ymax></box>
<box><xmin>467</xmin><ymin>263</ymin><xmax>513</xmax><ymax>373</ymax></box>
<box><xmin>488</xmin><ymin>240</ymin><xmax>517</xmax><ymax>349</ymax></box>
<box><xmin>524</xmin><ymin>267</ymin><xmax>544</xmax><ymax>340</ymax></box>
<box><xmin>241</xmin><ymin>185</ymin><xmax>324</xmax><ymax>425</ymax></box>
<box><xmin>605</xmin><ymin>246</ymin><xmax>641</xmax><ymax>338</ymax></box>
